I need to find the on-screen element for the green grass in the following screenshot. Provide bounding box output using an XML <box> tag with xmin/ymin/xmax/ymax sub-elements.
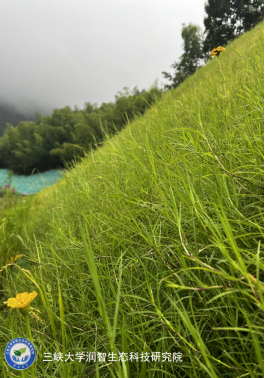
<box><xmin>0</xmin><ymin>22</ymin><xmax>264</xmax><ymax>377</ymax></box>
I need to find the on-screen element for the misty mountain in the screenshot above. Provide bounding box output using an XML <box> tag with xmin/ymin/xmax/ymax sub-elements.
<box><xmin>0</xmin><ymin>103</ymin><xmax>36</xmax><ymax>136</ymax></box>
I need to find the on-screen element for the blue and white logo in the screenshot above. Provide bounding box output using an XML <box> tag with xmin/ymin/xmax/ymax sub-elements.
<box><xmin>5</xmin><ymin>338</ymin><xmax>36</xmax><ymax>370</ymax></box>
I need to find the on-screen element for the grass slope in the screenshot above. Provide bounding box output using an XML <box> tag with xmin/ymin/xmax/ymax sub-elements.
<box><xmin>0</xmin><ymin>22</ymin><xmax>263</xmax><ymax>378</ymax></box>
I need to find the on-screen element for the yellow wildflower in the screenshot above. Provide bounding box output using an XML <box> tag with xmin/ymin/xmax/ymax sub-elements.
<box><xmin>216</xmin><ymin>46</ymin><xmax>226</xmax><ymax>54</ymax></box>
<box><xmin>210</xmin><ymin>46</ymin><xmax>226</xmax><ymax>58</ymax></box>
<box><xmin>6</xmin><ymin>291</ymin><xmax>38</xmax><ymax>309</ymax></box>
<box><xmin>210</xmin><ymin>49</ymin><xmax>217</xmax><ymax>58</ymax></box>
<box><xmin>7</xmin><ymin>254</ymin><xmax>23</xmax><ymax>265</ymax></box>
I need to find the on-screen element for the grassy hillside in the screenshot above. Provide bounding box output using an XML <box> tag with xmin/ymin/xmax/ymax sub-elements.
<box><xmin>0</xmin><ymin>22</ymin><xmax>263</xmax><ymax>378</ymax></box>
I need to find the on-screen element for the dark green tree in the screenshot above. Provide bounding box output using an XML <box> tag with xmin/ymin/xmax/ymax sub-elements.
<box><xmin>35</xmin><ymin>112</ymin><xmax>42</xmax><ymax>125</ymax></box>
<box><xmin>235</xmin><ymin>0</ymin><xmax>264</xmax><ymax>33</ymax></box>
<box><xmin>162</xmin><ymin>23</ymin><xmax>204</xmax><ymax>90</ymax></box>
<box><xmin>203</xmin><ymin>0</ymin><xmax>264</xmax><ymax>54</ymax></box>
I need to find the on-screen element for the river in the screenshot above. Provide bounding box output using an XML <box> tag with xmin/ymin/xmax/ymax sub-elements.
<box><xmin>0</xmin><ymin>169</ymin><xmax>63</xmax><ymax>195</ymax></box>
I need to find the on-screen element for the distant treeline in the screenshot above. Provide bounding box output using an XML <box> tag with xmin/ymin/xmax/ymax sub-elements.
<box><xmin>0</xmin><ymin>85</ymin><xmax>162</xmax><ymax>174</ymax></box>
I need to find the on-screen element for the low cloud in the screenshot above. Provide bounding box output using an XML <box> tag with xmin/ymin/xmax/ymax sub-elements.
<box><xmin>0</xmin><ymin>0</ymin><xmax>205</xmax><ymax>116</ymax></box>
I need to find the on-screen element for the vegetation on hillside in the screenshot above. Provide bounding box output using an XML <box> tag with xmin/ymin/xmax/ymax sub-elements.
<box><xmin>0</xmin><ymin>85</ymin><xmax>162</xmax><ymax>174</ymax></box>
<box><xmin>203</xmin><ymin>0</ymin><xmax>264</xmax><ymax>54</ymax></box>
<box><xmin>162</xmin><ymin>23</ymin><xmax>205</xmax><ymax>90</ymax></box>
<box><xmin>163</xmin><ymin>0</ymin><xmax>264</xmax><ymax>89</ymax></box>
<box><xmin>0</xmin><ymin>22</ymin><xmax>263</xmax><ymax>377</ymax></box>
<box><xmin>0</xmin><ymin>1</ymin><xmax>263</xmax><ymax>176</ymax></box>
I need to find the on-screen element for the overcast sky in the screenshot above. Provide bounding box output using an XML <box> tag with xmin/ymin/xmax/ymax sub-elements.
<box><xmin>0</xmin><ymin>0</ymin><xmax>206</xmax><ymax>115</ymax></box>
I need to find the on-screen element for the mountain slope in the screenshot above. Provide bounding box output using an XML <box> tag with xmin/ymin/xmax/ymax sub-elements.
<box><xmin>0</xmin><ymin>22</ymin><xmax>263</xmax><ymax>378</ymax></box>
<box><xmin>0</xmin><ymin>103</ymin><xmax>36</xmax><ymax>136</ymax></box>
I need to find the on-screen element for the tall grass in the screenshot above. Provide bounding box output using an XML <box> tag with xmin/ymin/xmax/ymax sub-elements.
<box><xmin>0</xmin><ymin>22</ymin><xmax>263</xmax><ymax>377</ymax></box>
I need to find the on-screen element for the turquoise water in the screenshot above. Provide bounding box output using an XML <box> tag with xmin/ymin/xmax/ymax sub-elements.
<box><xmin>0</xmin><ymin>169</ymin><xmax>63</xmax><ymax>195</ymax></box>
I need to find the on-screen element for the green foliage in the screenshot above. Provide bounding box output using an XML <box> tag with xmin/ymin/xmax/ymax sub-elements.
<box><xmin>0</xmin><ymin>22</ymin><xmax>263</xmax><ymax>377</ymax></box>
<box><xmin>162</xmin><ymin>23</ymin><xmax>204</xmax><ymax>90</ymax></box>
<box><xmin>163</xmin><ymin>2</ymin><xmax>264</xmax><ymax>91</ymax></box>
<box><xmin>0</xmin><ymin>84</ymin><xmax>163</xmax><ymax>174</ymax></box>
<box><xmin>203</xmin><ymin>0</ymin><xmax>264</xmax><ymax>54</ymax></box>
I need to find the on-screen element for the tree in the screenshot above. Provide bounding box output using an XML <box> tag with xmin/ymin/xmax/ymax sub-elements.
<box><xmin>235</xmin><ymin>0</ymin><xmax>264</xmax><ymax>33</ymax></box>
<box><xmin>162</xmin><ymin>23</ymin><xmax>204</xmax><ymax>90</ymax></box>
<box><xmin>35</xmin><ymin>112</ymin><xmax>42</xmax><ymax>125</ymax></box>
<box><xmin>203</xmin><ymin>0</ymin><xmax>264</xmax><ymax>54</ymax></box>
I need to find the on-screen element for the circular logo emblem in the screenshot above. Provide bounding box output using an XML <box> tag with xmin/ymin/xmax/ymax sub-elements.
<box><xmin>5</xmin><ymin>338</ymin><xmax>36</xmax><ymax>370</ymax></box>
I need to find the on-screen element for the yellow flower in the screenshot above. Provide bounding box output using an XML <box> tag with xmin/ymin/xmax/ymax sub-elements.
<box><xmin>216</xmin><ymin>46</ymin><xmax>226</xmax><ymax>53</ymax></box>
<box><xmin>7</xmin><ymin>254</ymin><xmax>23</xmax><ymax>265</ymax></box>
<box><xmin>210</xmin><ymin>46</ymin><xmax>226</xmax><ymax>58</ymax></box>
<box><xmin>6</xmin><ymin>291</ymin><xmax>38</xmax><ymax>309</ymax></box>
<box><xmin>210</xmin><ymin>49</ymin><xmax>217</xmax><ymax>58</ymax></box>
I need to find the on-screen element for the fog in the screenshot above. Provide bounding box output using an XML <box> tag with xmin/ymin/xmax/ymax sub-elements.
<box><xmin>0</xmin><ymin>0</ymin><xmax>205</xmax><ymax>116</ymax></box>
